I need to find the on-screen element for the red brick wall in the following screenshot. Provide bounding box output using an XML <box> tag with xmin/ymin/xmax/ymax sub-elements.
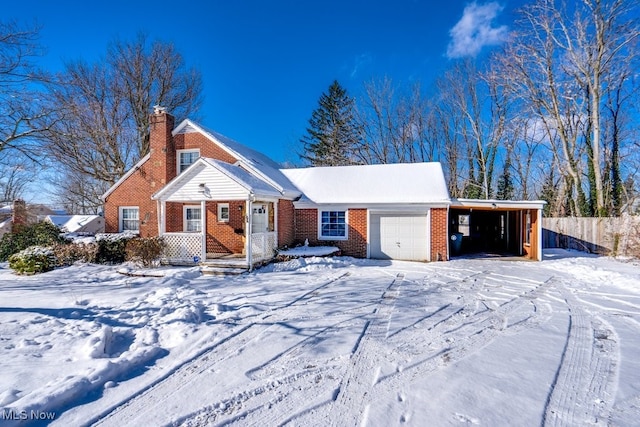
<box><xmin>174</xmin><ymin>133</ymin><xmax>237</xmax><ymax>164</ymax></box>
<box><xmin>342</xmin><ymin>209</ymin><xmax>367</xmax><ymax>258</ymax></box>
<box><xmin>294</xmin><ymin>209</ymin><xmax>318</xmax><ymax>245</ymax></box>
<box><xmin>278</xmin><ymin>200</ymin><xmax>295</xmax><ymax>248</ymax></box>
<box><xmin>206</xmin><ymin>201</ymin><xmax>245</xmax><ymax>254</ymax></box>
<box><xmin>104</xmin><ymin>160</ymin><xmax>159</xmax><ymax>236</ymax></box>
<box><xmin>430</xmin><ymin>208</ymin><xmax>448</xmax><ymax>261</ymax></box>
<box><xmin>294</xmin><ymin>208</ymin><xmax>367</xmax><ymax>258</ymax></box>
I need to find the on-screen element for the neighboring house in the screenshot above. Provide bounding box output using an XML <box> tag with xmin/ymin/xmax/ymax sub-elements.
<box><xmin>0</xmin><ymin>200</ymin><xmax>69</xmax><ymax>238</ymax></box>
<box><xmin>102</xmin><ymin>108</ymin><xmax>545</xmax><ymax>267</ymax></box>
<box><xmin>45</xmin><ymin>215</ymin><xmax>105</xmax><ymax>234</ymax></box>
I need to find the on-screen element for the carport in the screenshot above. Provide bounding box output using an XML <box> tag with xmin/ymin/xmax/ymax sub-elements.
<box><xmin>449</xmin><ymin>199</ymin><xmax>545</xmax><ymax>261</ymax></box>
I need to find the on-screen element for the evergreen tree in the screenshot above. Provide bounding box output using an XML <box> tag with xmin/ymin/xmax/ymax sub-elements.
<box><xmin>300</xmin><ymin>80</ymin><xmax>361</xmax><ymax>166</ymax></box>
<box><xmin>496</xmin><ymin>153</ymin><xmax>514</xmax><ymax>201</ymax></box>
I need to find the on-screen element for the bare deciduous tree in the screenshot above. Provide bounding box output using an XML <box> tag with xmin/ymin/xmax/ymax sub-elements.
<box><xmin>356</xmin><ymin>77</ymin><xmax>436</xmax><ymax>165</ymax></box>
<box><xmin>496</xmin><ymin>0</ymin><xmax>639</xmax><ymax>216</ymax></box>
<box><xmin>0</xmin><ymin>21</ymin><xmax>55</xmax><ymax>179</ymax></box>
<box><xmin>44</xmin><ymin>35</ymin><xmax>203</xmax><ymax>213</ymax></box>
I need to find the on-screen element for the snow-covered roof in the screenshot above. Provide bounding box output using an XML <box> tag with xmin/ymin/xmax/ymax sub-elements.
<box><xmin>45</xmin><ymin>215</ymin><xmax>105</xmax><ymax>233</ymax></box>
<box><xmin>281</xmin><ymin>162</ymin><xmax>451</xmax><ymax>207</ymax></box>
<box><xmin>174</xmin><ymin>120</ymin><xmax>301</xmax><ymax>199</ymax></box>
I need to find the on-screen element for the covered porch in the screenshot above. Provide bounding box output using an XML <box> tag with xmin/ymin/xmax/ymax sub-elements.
<box><xmin>151</xmin><ymin>158</ymin><xmax>284</xmax><ymax>269</ymax></box>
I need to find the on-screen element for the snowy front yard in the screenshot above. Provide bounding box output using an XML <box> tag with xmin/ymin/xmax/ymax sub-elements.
<box><xmin>1</xmin><ymin>250</ymin><xmax>639</xmax><ymax>426</ymax></box>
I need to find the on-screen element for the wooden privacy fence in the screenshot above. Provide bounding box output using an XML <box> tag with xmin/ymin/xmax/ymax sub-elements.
<box><xmin>542</xmin><ymin>215</ymin><xmax>640</xmax><ymax>257</ymax></box>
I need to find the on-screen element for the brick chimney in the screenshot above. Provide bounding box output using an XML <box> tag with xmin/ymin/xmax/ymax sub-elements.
<box><xmin>149</xmin><ymin>106</ymin><xmax>176</xmax><ymax>187</ymax></box>
<box><xmin>12</xmin><ymin>199</ymin><xmax>27</xmax><ymax>231</ymax></box>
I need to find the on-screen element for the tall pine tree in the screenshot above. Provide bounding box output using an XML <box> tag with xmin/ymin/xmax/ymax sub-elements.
<box><xmin>300</xmin><ymin>80</ymin><xmax>361</xmax><ymax>166</ymax></box>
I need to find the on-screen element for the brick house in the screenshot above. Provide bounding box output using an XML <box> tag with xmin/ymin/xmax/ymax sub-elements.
<box><xmin>102</xmin><ymin>108</ymin><xmax>544</xmax><ymax>267</ymax></box>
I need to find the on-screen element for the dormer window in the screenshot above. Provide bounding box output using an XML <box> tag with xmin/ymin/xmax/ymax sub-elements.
<box><xmin>177</xmin><ymin>149</ymin><xmax>200</xmax><ymax>174</ymax></box>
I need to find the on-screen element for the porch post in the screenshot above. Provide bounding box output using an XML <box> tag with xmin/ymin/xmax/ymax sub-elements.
<box><xmin>200</xmin><ymin>200</ymin><xmax>206</xmax><ymax>261</ymax></box>
<box><xmin>273</xmin><ymin>200</ymin><xmax>278</xmax><ymax>249</ymax></box>
<box><xmin>159</xmin><ymin>200</ymin><xmax>166</xmax><ymax>234</ymax></box>
<box><xmin>536</xmin><ymin>208</ymin><xmax>543</xmax><ymax>261</ymax></box>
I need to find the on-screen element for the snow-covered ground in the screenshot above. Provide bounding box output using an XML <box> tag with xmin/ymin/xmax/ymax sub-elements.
<box><xmin>1</xmin><ymin>250</ymin><xmax>639</xmax><ymax>426</ymax></box>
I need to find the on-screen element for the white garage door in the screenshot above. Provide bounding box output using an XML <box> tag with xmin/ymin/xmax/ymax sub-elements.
<box><xmin>370</xmin><ymin>212</ymin><xmax>430</xmax><ymax>261</ymax></box>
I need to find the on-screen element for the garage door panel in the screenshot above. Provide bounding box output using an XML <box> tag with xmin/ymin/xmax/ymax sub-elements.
<box><xmin>370</xmin><ymin>213</ymin><xmax>430</xmax><ymax>261</ymax></box>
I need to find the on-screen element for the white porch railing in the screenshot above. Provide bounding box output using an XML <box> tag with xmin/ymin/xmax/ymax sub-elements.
<box><xmin>162</xmin><ymin>232</ymin><xmax>203</xmax><ymax>264</ymax></box>
<box><xmin>251</xmin><ymin>231</ymin><xmax>277</xmax><ymax>263</ymax></box>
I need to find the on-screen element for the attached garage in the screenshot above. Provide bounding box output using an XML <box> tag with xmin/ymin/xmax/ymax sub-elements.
<box><xmin>369</xmin><ymin>212</ymin><xmax>430</xmax><ymax>261</ymax></box>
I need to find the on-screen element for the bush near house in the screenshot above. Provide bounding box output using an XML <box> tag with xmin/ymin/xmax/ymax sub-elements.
<box><xmin>95</xmin><ymin>232</ymin><xmax>137</xmax><ymax>264</ymax></box>
<box><xmin>0</xmin><ymin>221</ymin><xmax>67</xmax><ymax>261</ymax></box>
<box><xmin>53</xmin><ymin>242</ymin><xmax>100</xmax><ymax>266</ymax></box>
<box><xmin>2</xmin><ymin>225</ymin><xmax>166</xmax><ymax>273</ymax></box>
<box><xmin>125</xmin><ymin>237</ymin><xmax>166</xmax><ymax>267</ymax></box>
<box><xmin>8</xmin><ymin>246</ymin><xmax>57</xmax><ymax>275</ymax></box>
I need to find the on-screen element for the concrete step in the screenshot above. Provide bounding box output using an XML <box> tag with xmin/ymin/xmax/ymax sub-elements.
<box><xmin>200</xmin><ymin>265</ymin><xmax>248</xmax><ymax>276</ymax></box>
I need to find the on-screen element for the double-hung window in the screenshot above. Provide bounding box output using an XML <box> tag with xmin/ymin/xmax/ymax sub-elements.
<box><xmin>319</xmin><ymin>210</ymin><xmax>347</xmax><ymax>239</ymax></box>
<box><xmin>119</xmin><ymin>207</ymin><xmax>139</xmax><ymax>232</ymax></box>
<box><xmin>184</xmin><ymin>206</ymin><xmax>202</xmax><ymax>232</ymax></box>
<box><xmin>177</xmin><ymin>149</ymin><xmax>200</xmax><ymax>174</ymax></box>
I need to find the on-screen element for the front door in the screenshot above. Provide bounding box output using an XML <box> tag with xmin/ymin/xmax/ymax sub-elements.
<box><xmin>252</xmin><ymin>203</ymin><xmax>269</xmax><ymax>233</ymax></box>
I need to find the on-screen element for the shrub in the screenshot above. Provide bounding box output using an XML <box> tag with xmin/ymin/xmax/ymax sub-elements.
<box><xmin>0</xmin><ymin>221</ymin><xmax>67</xmax><ymax>261</ymax></box>
<box><xmin>53</xmin><ymin>242</ymin><xmax>99</xmax><ymax>266</ymax></box>
<box><xmin>9</xmin><ymin>246</ymin><xmax>57</xmax><ymax>275</ymax></box>
<box><xmin>95</xmin><ymin>232</ymin><xmax>137</xmax><ymax>264</ymax></box>
<box><xmin>125</xmin><ymin>237</ymin><xmax>166</xmax><ymax>267</ymax></box>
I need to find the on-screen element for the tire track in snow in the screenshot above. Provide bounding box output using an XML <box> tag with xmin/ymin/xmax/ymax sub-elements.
<box><xmin>324</xmin><ymin>273</ymin><xmax>405</xmax><ymax>427</ymax></box>
<box><xmin>91</xmin><ymin>272</ymin><xmax>350</xmax><ymax>427</ymax></box>
<box><xmin>542</xmin><ymin>280</ymin><xmax>619</xmax><ymax>427</ymax></box>
<box><xmin>378</xmin><ymin>275</ymin><xmax>556</xmax><ymax>391</ymax></box>
<box><xmin>174</xmin><ymin>366</ymin><xmax>338</xmax><ymax>427</ymax></box>
<box><xmin>610</xmin><ymin>394</ymin><xmax>640</xmax><ymax>426</ymax></box>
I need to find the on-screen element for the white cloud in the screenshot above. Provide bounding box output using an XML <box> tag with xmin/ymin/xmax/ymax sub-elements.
<box><xmin>349</xmin><ymin>53</ymin><xmax>373</xmax><ymax>78</ymax></box>
<box><xmin>446</xmin><ymin>2</ymin><xmax>508</xmax><ymax>59</ymax></box>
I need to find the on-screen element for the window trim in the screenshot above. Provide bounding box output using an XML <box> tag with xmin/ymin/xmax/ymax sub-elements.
<box><xmin>176</xmin><ymin>149</ymin><xmax>200</xmax><ymax>174</ymax></box>
<box><xmin>183</xmin><ymin>205</ymin><xmax>202</xmax><ymax>232</ymax></box>
<box><xmin>119</xmin><ymin>206</ymin><xmax>140</xmax><ymax>233</ymax></box>
<box><xmin>217</xmin><ymin>203</ymin><xmax>230</xmax><ymax>223</ymax></box>
<box><xmin>318</xmin><ymin>209</ymin><xmax>348</xmax><ymax>240</ymax></box>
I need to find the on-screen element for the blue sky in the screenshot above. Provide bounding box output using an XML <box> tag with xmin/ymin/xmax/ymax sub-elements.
<box><xmin>7</xmin><ymin>0</ymin><xmax>522</xmax><ymax>188</ymax></box>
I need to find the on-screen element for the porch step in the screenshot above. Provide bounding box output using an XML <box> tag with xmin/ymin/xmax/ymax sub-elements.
<box><xmin>200</xmin><ymin>265</ymin><xmax>248</xmax><ymax>276</ymax></box>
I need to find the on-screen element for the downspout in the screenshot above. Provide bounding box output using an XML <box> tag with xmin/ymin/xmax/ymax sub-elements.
<box><xmin>446</xmin><ymin>204</ymin><xmax>450</xmax><ymax>261</ymax></box>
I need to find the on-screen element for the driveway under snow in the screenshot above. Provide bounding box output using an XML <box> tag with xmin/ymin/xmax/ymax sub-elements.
<box><xmin>0</xmin><ymin>250</ymin><xmax>639</xmax><ymax>426</ymax></box>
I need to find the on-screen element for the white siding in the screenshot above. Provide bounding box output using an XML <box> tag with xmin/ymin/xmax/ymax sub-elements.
<box><xmin>163</xmin><ymin>163</ymin><xmax>250</xmax><ymax>201</ymax></box>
